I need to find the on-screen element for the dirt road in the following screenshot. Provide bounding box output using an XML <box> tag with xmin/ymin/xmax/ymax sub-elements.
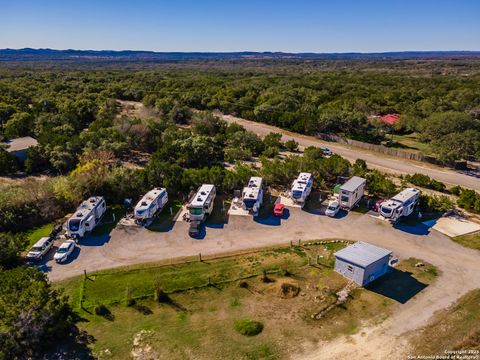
<box><xmin>220</xmin><ymin>114</ymin><xmax>480</xmax><ymax>191</ymax></box>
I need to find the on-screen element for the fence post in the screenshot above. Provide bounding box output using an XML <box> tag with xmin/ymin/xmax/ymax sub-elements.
<box><xmin>298</xmin><ymin>239</ymin><xmax>301</xmax><ymax>247</ymax></box>
<box><xmin>317</xmin><ymin>255</ymin><xmax>320</xmax><ymax>265</ymax></box>
<box><xmin>308</xmin><ymin>257</ymin><xmax>311</xmax><ymax>266</ymax></box>
<box><xmin>290</xmin><ymin>240</ymin><xmax>293</xmax><ymax>248</ymax></box>
<box><xmin>84</xmin><ymin>269</ymin><xmax>87</xmax><ymax>278</ymax></box>
<box><xmin>199</xmin><ymin>253</ymin><xmax>202</xmax><ymax>262</ymax></box>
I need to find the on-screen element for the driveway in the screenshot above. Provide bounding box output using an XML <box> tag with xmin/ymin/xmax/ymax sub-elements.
<box><xmin>220</xmin><ymin>114</ymin><xmax>480</xmax><ymax>191</ymax></box>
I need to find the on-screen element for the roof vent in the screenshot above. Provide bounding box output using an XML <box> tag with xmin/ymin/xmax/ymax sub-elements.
<box><xmin>201</xmin><ymin>191</ymin><xmax>206</xmax><ymax>195</ymax></box>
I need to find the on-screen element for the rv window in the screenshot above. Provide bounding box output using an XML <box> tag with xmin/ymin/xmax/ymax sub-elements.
<box><xmin>69</xmin><ymin>219</ymin><xmax>81</xmax><ymax>231</ymax></box>
<box><xmin>292</xmin><ymin>190</ymin><xmax>303</xmax><ymax>199</ymax></box>
<box><xmin>341</xmin><ymin>195</ymin><xmax>349</xmax><ymax>202</ymax></box>
<box><xmin>347</xmin><ymin>265</ymin><xmax>354</xmax><ymax>272</ymax></box>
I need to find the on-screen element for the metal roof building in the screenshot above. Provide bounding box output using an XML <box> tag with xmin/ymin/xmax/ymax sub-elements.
<box><xmin>2</xmin><ymin>136</ymin><xmax>38</xmax><ymax>161</ymax></box>
<box><xmin>334</xmin><ymin>242</ymin><xmax>392</xmax><ymax>286</ymax></box>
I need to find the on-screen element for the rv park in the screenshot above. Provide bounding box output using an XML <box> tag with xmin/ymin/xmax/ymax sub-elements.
<box><xmin>2</xmin><ymin>62</ymin><xmax>480</xmax><ymax>359</ymax></box>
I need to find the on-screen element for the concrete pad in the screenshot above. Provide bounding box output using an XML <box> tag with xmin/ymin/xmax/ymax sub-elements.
<box><xmin>278</xmin><ymin>195</ymin><xmax>303</xmax><ymax>208</ymax></box>
<box><xmin>431</xmin><ymin>216</ymin><xmax>480</xmax><ymax>237</ymax></box>
<box><xmin>227</xmin><ymin>200</ymin><xmax>251</xmax><ymax>216</ymax></box>
<box><xmin>176</xmin><ymin>206</ymin><xmax>190</xmax><ymax>222</ymax></box>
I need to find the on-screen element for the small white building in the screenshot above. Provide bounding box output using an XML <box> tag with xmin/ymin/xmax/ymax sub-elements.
<box><xmin>339</xmin><ymin>176</ymin><xmax>366</xmax><ymax>210</ymax></box>
<box><xmin>334</xmin><ymin>242</ymin><xmax>392</xmax><ymax>286</ymax></box>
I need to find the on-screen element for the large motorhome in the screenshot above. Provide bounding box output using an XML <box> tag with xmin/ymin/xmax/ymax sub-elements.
<box><xmin>379</xmin><ymin>188</ymin><xmax>420</xmax><ymax>223</ymax></box>
<box><xmin>134</xmin><ymin>188</ymin><xmax>168</xmax><ymax>224</ymax></box>
<box><xmin>67</xmin><ymin>196</ymin><xmax>106</xmax><ymax>238</ymax></box>
<box><xmin>290</xmin><ymin>172</ymin><xmax>313</xmax><ymax>205</ymax></box>
<box><xmin>187</xmin><ymin>184</ymin><xmax>216</xmax><ymax>222</ymax></box>
<box><xmin>339</xmin><ymin>176</ymin><xmax>366</xmax><ymax>210</ymax></box>
<box><xmin>242</xmin><ymin>176</ymin><xmax>263</xmax><ymax>214</ymax></box>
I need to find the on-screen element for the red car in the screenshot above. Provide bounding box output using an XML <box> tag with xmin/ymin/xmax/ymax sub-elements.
<box><xmin>374</xmin><ymin>199</ymin><xmax>384</xmax><ymax>212</ymax></box>
<box><xmin>273</xmin><ymin>203</ymin><xmax>285</xmax><ymax>217</ymax></box>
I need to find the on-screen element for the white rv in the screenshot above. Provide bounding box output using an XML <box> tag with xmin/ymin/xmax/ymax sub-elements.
<box><xmin>67</xmin><ymin>196</ymin><xmax>106</xmax><ymax>238</ymax></box>
<box><xmin>379</xmin><ymin>188</ymin><xmax>420</xmax><ymax>223</ymax></box>
<box><xmin>187</xmin><ymin>184</ymin><xmax>216</xmax><ymax>222</ymax></box>
<box><xmin>339</xmin><ymin>176</ymin><xmax>366</xmax><ymax>210</ymax></box>
<box><xmin>242</xmin><ymin>176</ymin><xmax>263</xmax><ymax>214</ymax></box>
<box><xmin>290</xmin><ymin>172</ymin><xmax>313</xmax><ymax>205</ymax></box>
<box><xmin>134</xmin><ymin>188</ymin><xmax>168</xmax><ymax>224</ymax></box>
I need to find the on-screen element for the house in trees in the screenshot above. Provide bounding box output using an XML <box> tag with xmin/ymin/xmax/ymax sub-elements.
<box><xmin>1</xmin><ymin>136</ymin><xmax>38</xmax><ymax>162</ymax></box>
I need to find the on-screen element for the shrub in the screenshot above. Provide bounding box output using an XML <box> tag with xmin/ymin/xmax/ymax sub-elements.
<box><xmin>284</xmin><ymin>139</ymin><xmax>299</xmax><ymax>152</ymax></box>
<box><xmin>404</xmin><ymin>173</ymin><xmax>446</xmax><ymax>192</ymax></box>
<box><xmin>234</xmin><ymin>319</ymin><xmax>264</xmax><ymax>336</ymax></box>
<box><xmin>94</xmin><ymin>303</ymin><xmax>110</xmax><ymax>316</ymax></box>
<box><xmin>419</xmin><ymin>194</ymin><xmax>454</xmax><ymax>213</ymax></box>
<box><xmin>154</xmin><ymin>284</ymin><xmax>169</xmax><ymax>303</ymax></box>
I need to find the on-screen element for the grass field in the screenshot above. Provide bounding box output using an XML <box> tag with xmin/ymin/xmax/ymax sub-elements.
<box><xmin>91</xmin><ymin>206</ymin><xmax>126</xmax><ymax>236</ymax></box>
<box><xmin>24</xmin><ymin>223</ymin><xmax>54</xmax><ymax>248</ymax></box>
<box><xmin>391</xmin><ymin>133</ymin><xmax>430</xmax><ymax>153</ymax></box>
<box><xmin>56</xmin><ymin>244</ymin><xmax>438</xmax><ymax>359</ymax></box>
<box><xmin>409</xmin><ymin>289</ymin><xmax>480</xmax><ymax>353</ymax></box>
<box><xmin>453</xmin><ymin>231</ymin><xmax>480</xmax><ymax>251</ymax></box>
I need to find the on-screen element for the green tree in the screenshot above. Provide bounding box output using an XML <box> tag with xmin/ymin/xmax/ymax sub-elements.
<box><xmin>0</xmin><ymin>150</ymin><xmax>19</xmax><ymax>175</ymax></box>
<box><xmin>0</xmin><ymin>233</ymin><xmax>26</xmax><ymax>269</ymax></box>
<box><xmin>0</xmin><ymin>267</ymin><xmax>73</xmax><ymax>359</ymax></box>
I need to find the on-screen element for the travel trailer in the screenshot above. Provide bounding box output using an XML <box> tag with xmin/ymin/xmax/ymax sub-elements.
<box><xmin>379</xmin><ymin>188</ymin><xmax>420</xmax><ymax>223</ymax></box>
<box><xmin>67</xmin><ymin>196</ymin><xmax>106</xmax><ymax>238</ymax></box>
<box><xmin>134</xmin><ymin>188</ymin><xmax>168</xmax><ymax>224</ymax></box>
<box><xmin>187</xmin><ymin>184</ymin><xmax>216</xmax><ymax>222</ymax></box>
<box><xmin>242</xmin><ymin>177</ymin><xmax>263</xmax><ymax>214</ymax></box>
<box><xmin>339</xmin><ymin>176</ymin><xmax>366</xmax><ymax>210</ymax></box>
<box><xmin>290</xmin><ymin>172</ymin><xmax>313</xmax><ymax>205</ymax></box>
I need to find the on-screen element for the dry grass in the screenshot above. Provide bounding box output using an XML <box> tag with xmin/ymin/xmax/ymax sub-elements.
<box><xmin>409</xmin><ymin>289</ymin><xmax>480</xmax><ymax>354</ymax></box>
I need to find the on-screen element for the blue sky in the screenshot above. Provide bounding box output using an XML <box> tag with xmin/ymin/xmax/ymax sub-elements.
<box><xmin>0</xmin><ymin>0</ymin><xmax>479</xmax><ymax>52</ymax></box>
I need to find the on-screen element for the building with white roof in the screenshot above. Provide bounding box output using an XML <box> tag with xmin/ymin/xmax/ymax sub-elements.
<box><xmin>334</xmin><ymin>241</ymin><xmax>392</xmax><ymax>286</ymax></box>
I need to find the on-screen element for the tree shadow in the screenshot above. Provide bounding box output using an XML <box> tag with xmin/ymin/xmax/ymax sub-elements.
<box><xmin>46</xmin><ymin>325</ymin><xmax>96</xmax><ymax>359</ymax></box>
<box><xmin>366</xmin><ymin>268</ymin><xmax>428</xmax><ymax>304</ymax></box>
<box><xmin>393</xmin><ymin>222</ymin><xmax>431</xmax><ymax>236</ymax></box>
<box><xmin>132</xmin><ymin>304</ymin><xmax>153</xmax><ymax>315</ymax></box>
<box><xmin>253</xmin><ymin>215</ymin><xmax>281</xmax><ymax>226</ymax></box>
<box><xmin>79</xmin><ymin>234</ymin><xmax>111</xmax><ymax>247</ymax></box>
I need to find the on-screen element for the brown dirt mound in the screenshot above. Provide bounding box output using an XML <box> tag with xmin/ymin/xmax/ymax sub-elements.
<box><xmin>279</xmin><ymin>283</ymin><xmax>300</xmax><ymax>298</ymax></box>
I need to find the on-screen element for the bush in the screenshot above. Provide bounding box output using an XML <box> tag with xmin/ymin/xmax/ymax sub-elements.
<box><xmin>234</xmin><ymin>319</ymin><xmax>264</xmax><ymax>336</ymax></box>
<box><xmin>419</xmin><ymin>194</ymin><xmax>454</xmax><ymax>213</ymax></box>
<box><xmin>94</xmin><ymin>303</ymin><xmax>110</xmax><ymax>316</ymax></box>
<box><xmin>284</xmin><ymin>139</ymin><xmax>299</xmax><ymax>152</ymax></box>
<box><xmin>0</xmin><ymin>232</ymin><xmax>27</xmax><ymax>268</ymax></box>
<box><xmin>457</xmin><ymin>188</ymin><xmax>480</xmax><ymax>213</ymax></box>
<box><xmin>404</xmin><ymin>173</ymin><xmax>446</xmax><ymax>192</ymax></box>
<box><xmin>154</xmin><ymin>284</ymin><xmax>170</xmax><ymax>303</ymax></box>
<box><xmin>365</xmin><ymin>170</ymin><xmax>397</xmax><ymax>197</ymax></box>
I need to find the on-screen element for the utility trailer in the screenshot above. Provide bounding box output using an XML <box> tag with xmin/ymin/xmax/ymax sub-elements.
<box><xmin>67</xmin><ymin>196</ymin><xmax>106</xmax><ymax>238</ymax></box>
<box><xmin>134</xmin><ymin>188</ymin><xmax>168</xmax><ymax>225</ymax></box>
<box><xmin>242</xmin><ymin>177</ymin><xmax>263</xmax><ymax>215</ymax></box>
<box><xmin>290</xmin><ymin>172</ymin><xmax>313</xmax><ymax>206</ymax></box>
<box><xmin>339</xmin><ymin>176</ymin><xmax>366</xmax><ymax>210</ymax></box>
<box><xmin>379</xmin><ymin>188</ymin><xmax>420</xmax><ymax>223</ymax></box>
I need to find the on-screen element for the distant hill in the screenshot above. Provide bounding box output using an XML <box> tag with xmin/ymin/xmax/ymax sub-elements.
<box><xmin>1</xmin><ymin>48</ymin><xmax>480</xmax><ymax>62</ymax></box>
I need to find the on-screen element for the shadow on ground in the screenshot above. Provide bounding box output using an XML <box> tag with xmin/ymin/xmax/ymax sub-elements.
<box><xmin>366</xmin><ymin>268</ymin><xmax>428</xmax><ymax>304</ymax></box>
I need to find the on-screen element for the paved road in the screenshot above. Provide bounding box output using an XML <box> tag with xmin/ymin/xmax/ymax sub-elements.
<box><xmin>220</xmin><ymin>114</ymin><xmax>480</xmax><ymax>191</ymax></box>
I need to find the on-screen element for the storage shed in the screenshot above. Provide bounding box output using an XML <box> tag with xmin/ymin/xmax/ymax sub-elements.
<box><xmin>334</xmin><ymin>242</ymin><xmax>392</xmax><ymax>286</ymax></box>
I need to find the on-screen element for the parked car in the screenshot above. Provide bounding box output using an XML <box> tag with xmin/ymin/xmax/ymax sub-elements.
<box><xmin>321</xmin><ymin>147</ymin><xmax>333</xmax><ymax>156</ymax></box>
<box><xmin>26</xmin><ymin>237</ymin><xmax>54</xmax><ymax>261</ymax></box>
<box><xmin>273</xmin><ymin>203</ymin><xmax>285</xmax><ymax>217</ymax></box>
<box><xmin>188</xmin><ymin>220</ymin><xmax>201</xmax><ymax>238</ymax></box>
<box><xmin>374</xmin><ymin>199</ymin><xmax>384</xmax><ymax>212</ymax></box>
<box><xmin>325</xmin><ymin>200</ymin><xmax>340</xmax><ymax>217</ymax></box>
<box><xmin>53</xmin><ymin>240</ymin><xmax>76</xmax><ymax>263</ymax></box>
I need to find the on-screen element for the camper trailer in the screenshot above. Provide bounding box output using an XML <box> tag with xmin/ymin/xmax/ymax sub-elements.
<box><xmin>290</xmin><ymin>172</ymin><xmax>313</xmax><ymax>205</ymax></box>
<box><xmin>379</xmin><ymin>188</ymin><xmax>420</xmax><ymax>223</ymax></box>
<box><xmin>67</xmin><ymin>196</ymin><xmax>106</xmax><ymax>238</ymax></box>
<box><xmin>187</xmin><ymin>184</ymin><xmax>216</xmax><ymax>222</ymax></box>
<box><xmin>339</xmin><ymin>176</ymin><xmax>366</xmax><ymax>210</ymax></box>
<box><xmin>134</xmin><ymin>188</ymin><xmax>168</xmax><ymax>225</ymax></box>
<box><xmin>242</xmin><ymin>177</ymin><xmax>263</xmax><ymax>214</ymax></box>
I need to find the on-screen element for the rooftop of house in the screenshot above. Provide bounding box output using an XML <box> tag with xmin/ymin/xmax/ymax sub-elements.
<box><xmin>2</xmin><ymin>136</ymin><xmax>38</xmax><ymax>152</ymax></box>
<box><xmin>334</xmin><ymin>241</ymin><xmax>392</xmax><ymax>268</ymax></box>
